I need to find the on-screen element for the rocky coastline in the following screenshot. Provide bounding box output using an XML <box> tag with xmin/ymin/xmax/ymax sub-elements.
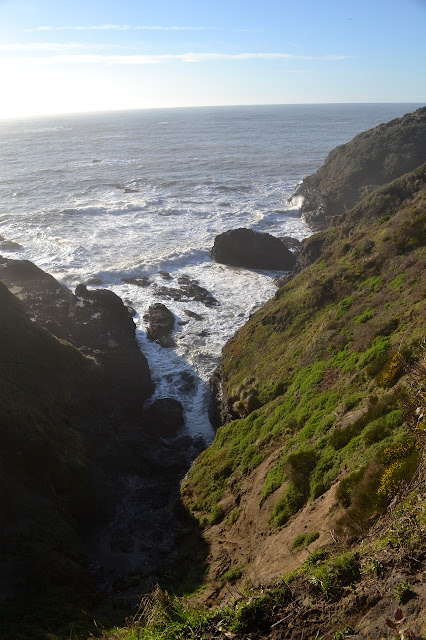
<box><xmin>0</xmin><ymin>256</ymin><xmax>205</xmax><ymax>609</ymax></box>
<box><xmin>1</xmin><ymin>105</ymin><xmax>425</xmax><ymax>639</ymax></box>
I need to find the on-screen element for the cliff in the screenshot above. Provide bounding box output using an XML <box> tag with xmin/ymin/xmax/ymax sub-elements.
<box><xmin>0</xmin><ymin>261</ymin><xmax>201</xmax><ymax>638</ymax></box>
<box><xmin>181</xmin><ymin>164</ymin><xmax>426</xmax><ymax>614</ymax></box>
<box><xmin>290</xmin><ymin>106</ymin><xmax>426</xmax><ymax>229</ymax></box>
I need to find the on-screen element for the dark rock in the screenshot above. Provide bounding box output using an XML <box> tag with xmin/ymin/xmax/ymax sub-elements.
<box><xmin>208</xmin><ymin>365</ymin><xmax>237</xmax><ymax>429</ymax></box>
<box><xmin>123</xmin><ymin>276</ymin><xmax>151</xmax><ymax>287</ymax></box>
<box><xmin>159</xmin><ymin>270</ymin><xmax>172</xmax><ymax>280</ymax></box>
<box><xmin>0</xmin><ymin>257</ymin><xmax>154</xmax><ymax>421</ymax></box>
<box><xmin>179</xmin><ymin>371</ymin><xmax>196</xmax><ymax>393</ymax></box>
<box><xmin>184</xmin><ymin>309</ymin><xmax>203</xmax><ymax>321</ymax></box>
<box><xmin>86</xmin><ymin>277</ymin><xmax>104</xmax><ymax>285</ymax></box>
<box><xmin>154</xmin><ymin>276</ymin><xmax>218</xmax><ymax>308</ymax></box>
<box><xmin>210</xmin><ymin>227</ymin><xmax>296</xmax><ymax>271</ymax></box>
<box><xmin>280</xmin><ymin>236</ymin><xmax>302</xmax><ymax>255</ymax></box>
<box><xmin>144</xmin><ymin>398</ymin><xmax>184</xmax><ymax>438</ymax></box>
<box><xmin>146</xmin><ymin>303</ymin><xmax>175</xmax><ymax>347</ymax></box>
<box><xmin>177</xmin><ymin>275</ymin><xmax>218</xmax><ymax>306</ymax></box>
<box><xmin>0</xmin><ymin>236</ymin><xmax>22</xmax><ymax>251</ymax></box>
<box><xmin>289</xmin><ymin>106</ymin><xmax>426</xmax><ymax>230</ymax></box>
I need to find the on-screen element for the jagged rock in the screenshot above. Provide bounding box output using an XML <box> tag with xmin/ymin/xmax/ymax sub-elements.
<box><xmin>0</xmin><ymin>235</ymin><xmax>22</xmax><ymax>251</ymax></box>
<box><xmin>153</xmin><ymin>275</ymin><xmax>218</xmax><ymax>307</ymax></box>
<box><xmin>143</xmin><ymin>398</ymin><xmax>185</xmax><ymax>438</ymax></box>
<box><xmin>208</xmin><ymin>365</ymin><xmax>237</xmax><ymax>429</ymax></box>
<box><xmin>0</xmin><ymin>257</ymin><xmax>154</xmax><ymax>421</ymax></box>
<box><xmin>289</xmin><ymin>106</ymin><xmax>426</xmax><ymax>229</ymax></box>
<box><xmin>210</xmin><ymin>227</ymin><xmax>296</xmax><ymax>270</ymax></box>
<box><xmin>280</xmin><ymin>236</ymin><xmax>302</xmax><ymax>255</ymax></box>
<box><xmin>146</xmin><ymin>303</ymin><xmax>176</xmax><ymax>347</ymax></box>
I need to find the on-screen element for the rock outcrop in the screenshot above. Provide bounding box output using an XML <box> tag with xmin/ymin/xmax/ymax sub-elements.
<box><xmin>210</xmin><ymin>227</ymin><xmax>296</xmax><ymax>270</ymax></box>
<box><xmin>0</xmin><ymin>257</ymin><xmax>154</xmax><ymax>420</ymax></box>
<box><xmin>290</xmin><ymin>106</ymin><xmax>426</xmax><ymax>229</ymax></box>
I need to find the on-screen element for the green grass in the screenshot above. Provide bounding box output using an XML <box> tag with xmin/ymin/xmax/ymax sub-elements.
<box><xmin>182</xmin><ymin>165</ymin><xmax>425</xmax><ymax>534</ymax></box>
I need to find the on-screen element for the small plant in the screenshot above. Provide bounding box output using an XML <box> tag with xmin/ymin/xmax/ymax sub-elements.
<box><xmin>394</xmin><ymin>580</ymin><xmax>413</xmax><ymax>602</ymax></box>
<box><xmin>385</xmin><ymin>606</ymin><xmax>416</xmax><ymax>639</ymax></box>
<box><xmin>227</xmin><ymin>508</ymin><xmax>241</xmax><ymax>526</ymax></box>
<box><xmin>292</xmin><ymin>531</ymin><xmax>320</xmax><ymax>549</ymax></box>
<box><xmin>209</xmin><ymin>503</ymin><xmax>225</xmax><ymax>525</ymax></box>
<box><xmin>222</xmin><ymin>566</ymin><xmax>243</xmax><ymax>583</ymax></box>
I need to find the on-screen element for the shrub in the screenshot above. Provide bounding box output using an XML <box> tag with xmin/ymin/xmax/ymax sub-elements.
<box><xmin>222</xmin><ymin>566</ymin><xmax>243</xmax><ymax>583</ymax></box>
<box><xmin>376</xmin><ymin>351</ymin><xmax>404</xmax><ymax>388</ymax></box>
<box><xmin>227</xmin><ymin>508</ymin><xmax>241</xmax><ymax>526</ymax></box>
<box><xmin>291</xmin><ymin>531</ymin><xmax>320</xmax><ymax>549</ymax></box>
<box><xmin>209</xmin><ymin>503</ymin><xmax>225</xmax><ymax>525</ymax></box>
<box><xmin>270</xmin><ymin>482</ymin><xmax>306</xmax><ymax>528</ymax></box>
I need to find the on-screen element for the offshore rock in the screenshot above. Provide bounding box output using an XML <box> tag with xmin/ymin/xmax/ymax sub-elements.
<box><xmin>210</xmin><ymin>227</ymin><xmax>296</xmax><ymax>271</ymax></box>
<box><xmin>289</xmin><ymin>106</ymin><xmax>426</xmax><ymax>230</ymax></box>
<box><xmin>146</xmin><ymin>302</ymin><xmax>176</xmax><ymax>347</ymax></box>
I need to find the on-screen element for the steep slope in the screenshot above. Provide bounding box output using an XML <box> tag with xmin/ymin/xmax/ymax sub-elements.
<box><xmin>290</xmin><ymin>106</ymin><xmax>426</xmax><ymax>229</ymax></box>
<box><xmin>0</xmin><ymin>282</ymin><xmax>94</xmax><ymax>602</ymax></box>
<box><xmin>181</xmin><ymin>164</ymin><xmax>426</xmax><ymax>600</ymax></box>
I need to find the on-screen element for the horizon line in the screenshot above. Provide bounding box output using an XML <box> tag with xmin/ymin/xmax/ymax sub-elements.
<box><xmin>0</xmin><ymin>101</ymin><xmax>424</xmax><ymax>123</ymax></box>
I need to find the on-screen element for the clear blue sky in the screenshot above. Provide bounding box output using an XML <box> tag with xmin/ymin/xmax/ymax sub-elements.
<box><xmin>0</xmin><ymin>0</ymin><xmax>425</xmax><ymax>118</ymax></box>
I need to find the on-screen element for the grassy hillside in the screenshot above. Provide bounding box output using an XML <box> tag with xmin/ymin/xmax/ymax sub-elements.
<box><xmin>94</xmin><ymin>166</ymin><xmax>426</xmax><ymax>640</ymax></box>
<box><xmin>181</xmin><ymin>164</ymin><xmax>425</xmax><ymax>585</ymax></box>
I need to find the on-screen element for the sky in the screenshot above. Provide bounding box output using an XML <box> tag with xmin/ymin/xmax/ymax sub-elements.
<box><xmin>0</xmin><ymin>0</ymin><xmax>425</xmax><ymax>119</ymax></box>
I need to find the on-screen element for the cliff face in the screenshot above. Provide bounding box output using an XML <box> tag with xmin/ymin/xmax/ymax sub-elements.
<box><xmin>0</xmin><ymin>282</ymin><xmax>93</xmax><ymax>601</ymax></box>
<box><xmin>0</xmin><ymin>258</ymin><xmax>154</xmax><ymax>420</ymax></box>
<box><xmin>182</xmin><ymin>164</ymin><xmax>426</xmax><ymax>602</ymax></box>
<box><xmin>0</xmin><ymin>261</ymin><xmax>200</xmax><ymax>623</ymax></box>
<box><xmin>290</xmin><ymin>106</ymin><xmax>426</xmax><ymax>229</ymax></box>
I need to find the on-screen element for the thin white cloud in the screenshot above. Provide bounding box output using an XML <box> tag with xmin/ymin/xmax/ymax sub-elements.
<box><xmin>26</xmin><ymin>24</ymin><xmax>221</xmax><ymax>32</ymax></box>
<box><xmin>2</xmin><ymin>52</ymin><xmax>348</xmax><ymax>65</ymax></box>
<box><xmin>0</xmin><ymin>42</ymin><xmax>129</xmax><ymax>52</ymax></box>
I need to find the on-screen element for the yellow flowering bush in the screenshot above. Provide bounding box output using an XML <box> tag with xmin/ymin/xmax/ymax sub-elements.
<box><xmin>376</xmin><ymin>351</ymin><xmax>404</xmax><ymax>388</ymax></box>
<box><xmin>377</xmin><ymin>440</ymin><xmax>421</xmax><ymax>499</ymax></box>
<box><xmin>377</xmin><ymin>460</ymin><xmax>404</xmax><ymax>498</ymax></box>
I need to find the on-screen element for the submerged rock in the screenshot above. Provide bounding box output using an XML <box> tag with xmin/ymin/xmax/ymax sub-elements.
<box><xmin>210</xmin><ymin>227</ymin><xmax>296</xmax><ymax>271</ymax></box>
<box><xmin>153</xmin><ymin>274</ymin><xmax>218</xmax><ymax>307</ymax></box>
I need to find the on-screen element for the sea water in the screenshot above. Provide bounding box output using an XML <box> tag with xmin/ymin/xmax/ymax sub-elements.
<box><xmin>0</xmin><ymin>103</ymin><xmax>421</xmax><ymax>441</ymax></box>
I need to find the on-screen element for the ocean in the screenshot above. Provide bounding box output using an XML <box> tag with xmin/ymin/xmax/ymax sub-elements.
<box><xmin>0</xmin><ymin>103</ymin><xmax>421</xmax><ymax>442</ymax></box>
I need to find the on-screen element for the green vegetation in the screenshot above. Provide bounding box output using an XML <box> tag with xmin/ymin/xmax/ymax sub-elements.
<box><xmin>182</xmin><ymin>165</ymin><xmax>426</xmax><ymax>535</ymax></box>
<box><xmin>291</xmin><ymin>531</ymin><xmax>320</xmax><ymax>549</ymax></box>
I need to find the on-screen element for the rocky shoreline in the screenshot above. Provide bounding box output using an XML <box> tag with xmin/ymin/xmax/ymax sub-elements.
<box><xmin>0</xmin><ymin>256</ymin><xmax>206</xmax><ymax>606</ymax></box>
